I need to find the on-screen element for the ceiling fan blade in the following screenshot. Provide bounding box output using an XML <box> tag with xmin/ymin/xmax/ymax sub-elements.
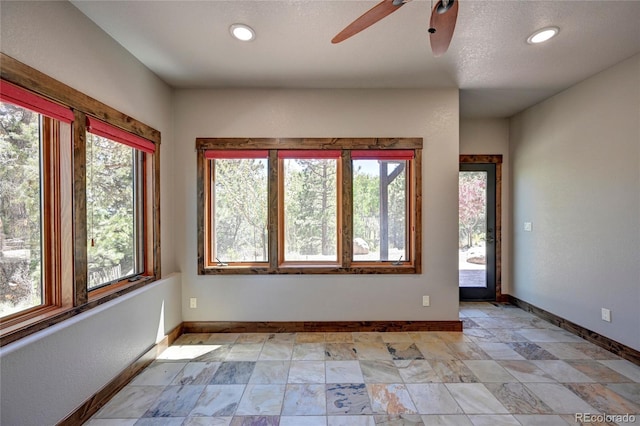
<box><xmin>332</xmin><ymin>0</ymin><xmax>407</xmax><ymax>44</ymax></box>
<box><xmin>429</xmin><ymin>0</ymin><xmax>458</xmax><ymax>57</ymax></box>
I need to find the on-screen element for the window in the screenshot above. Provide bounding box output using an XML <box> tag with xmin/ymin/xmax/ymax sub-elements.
<box><xmin>279</xmin><ymin>151</ymin><xmax>341</xmax><ymax>265</ymax></box>
<box><xmin>352</xmin><ymin>150</ymin><xmax>414</xmax><ymax>264</ymax></box>
<box><xmin>197</xmin><ymin>138</ymin><xmax>422</xmax><ymax>274</ymax></box>
<box><xmin>205</xmin><ymin>151</ymin><xmax>269</xmax><ymax>266</ymax></box>
<box><xmin>0</xmin><ymin>54</ymin><xmax>160</xmax><ymax>345</ymax></box>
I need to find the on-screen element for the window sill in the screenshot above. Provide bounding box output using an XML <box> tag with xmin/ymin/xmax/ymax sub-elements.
<box><xmin>1</xmin><ymin>275</ymin><xmax>156</xmax><ymax>347</ymax></box>
<box><xmin>198</xmin><ymin>265</ymin><xmax>418</xmax><ymax>275</ymax></box>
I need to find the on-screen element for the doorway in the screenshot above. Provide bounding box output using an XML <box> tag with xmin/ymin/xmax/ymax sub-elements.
<box><xmin>459</xmin><ymin>155</ymin><xmax>502</xmax><ymax>301</ymax></box>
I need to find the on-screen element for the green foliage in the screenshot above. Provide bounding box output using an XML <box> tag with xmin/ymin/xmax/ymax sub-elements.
<box><xmin>0</xmin><ymin>102</ymin><xmax>42</xmax><ymax>312</ymax></box>
<box><xmin>214</xmin><ymin>159</ymin><xmax>268</xmax><ymax>262</ymax></box>
<box><xmin>459</xmin><ymin>171</ymin><xmax>487</xmax><ymax>248</ymax></box>
<box><xmin>86</xmin><ymin>133</ymin><xmax>136</xmax><ymax>288</ymax></box>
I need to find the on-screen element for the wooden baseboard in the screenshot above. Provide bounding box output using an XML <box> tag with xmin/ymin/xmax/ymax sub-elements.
<box><xmin>57</xmin><ymin>324</ymin><xmax>183</xmax><ymax>426</ymax></box>
<box><xmin>182</xmin><ymin>320</ymin><xmax>463</xmax><ymax>333</ymax></box>
<box><xmin>508</xmin><ymin>295</ymin><xmax>640</xmax><ymax>366</ymax></box>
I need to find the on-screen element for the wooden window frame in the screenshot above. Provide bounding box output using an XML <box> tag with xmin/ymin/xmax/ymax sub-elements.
<box><xmin>0</xmin><ymin>53</ymin><xmax>161</xmax><ymax>346</ymax></box>
<box><xmin>196</xmin><ymin>138</ymin><xmax>423</xmax><ymax>275</ymax></box>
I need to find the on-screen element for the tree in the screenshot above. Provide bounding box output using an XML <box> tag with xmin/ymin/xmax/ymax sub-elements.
<box><xmin>459</xmin><ymin>171</ymin><xmax>487</xmax><ymax>248</ymax></box>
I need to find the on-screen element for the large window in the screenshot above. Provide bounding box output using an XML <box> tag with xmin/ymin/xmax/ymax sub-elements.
<box><xmin>0</xmin><ymin>102</ymin><xmax>44</xmax><ymax>317</ymax></box>
<box><xmin>0</xmin><ymin>55</ymin><xmax>160</xmax><ymax>345</ymax></box>
<box><xmin>197</xmin><ymin>138</ymin><xmax>422</xmax><ymax>274</ymax></box>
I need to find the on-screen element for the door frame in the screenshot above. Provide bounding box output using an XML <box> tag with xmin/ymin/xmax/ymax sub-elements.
<box><xmin>459</xmin><ymin>155</ymin><xmax>503</xmax><ymax>302</ymax></box>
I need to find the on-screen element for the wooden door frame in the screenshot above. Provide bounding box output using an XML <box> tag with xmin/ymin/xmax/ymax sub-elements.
<box><xmin>459</xmin><ymin>155</ymin><xmax>505</xmax><ymax>302</ymax></box>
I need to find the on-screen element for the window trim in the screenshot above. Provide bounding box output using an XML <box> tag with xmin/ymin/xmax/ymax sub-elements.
<box><xmin>196</xmin><ymin>138</ymin><xmax>422</xmax><ymax>275</ymax></box>
<box><xmin>0</xmin><ymin>53</ymin><xmax>161</xmax><ymax>346</ymax></box>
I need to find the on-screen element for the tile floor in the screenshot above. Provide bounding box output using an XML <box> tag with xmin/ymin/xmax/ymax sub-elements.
<box><xmin>86</xmin><ymin>303</ymin><xmax>640</xmax><ymax>425</ymax></box>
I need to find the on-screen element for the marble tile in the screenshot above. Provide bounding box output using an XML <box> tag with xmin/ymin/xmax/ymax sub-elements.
<box><xmin>599</xmin><ymin>359</ymin><xmax>640</xmax><ymax>382</ymax></box>
<box><xmin>326</xmin><ymin>360</ymin><xmax>365</xmax><ymax>383</ymax></box>
<box><xmin>279</xmin><ymin>415</ymin><xmax>327</xmax><ymax>426</ymax></box>
<box><xmin>158</xmin><ymin>345</ymin><xmax>226</xmax><ymax>362</ymax></box>
<box><xmin>134</xmin><ymin>418</ymin><xmax>185</xmax><ymax>426</ymax></box>
<box><xmin>483</xmin><ymin>382</ymin><xmax>552</xmax><ymax>414</ymax></box>
<box><xmin>516</xmin><ymin>329</ymin><xmax>582</xmax><ymax>343</ymax></box>
<box><xmin>409</xmin><ymin>332</ymin><xmax>445</xmax><ymax>343</ymax></box>
<box><xmin>360</xmin><ymin>360</ymin><xmax>403</xmax><ymax>383</ymax></box>
<box><xmin>513</xmin><ymin>414</ymin><xmax>571</xmax><ymax>426</ymax></box>
<box><xmin>466</xmin><ymin>414</ymin><xmax>520</xmax><ymax>425</ymax></box>
<box><xmin>353</xmin><ymin>332</ymin><xmax>384</xmax><ymax>343</ymax></box>
<box><xmin>130</xmin><ymin>362</ymin><xmax>187</xmax><ymax>386</ymax></box>
<box><xmin>523</xmin><ymin>383</ymin><xmax>598</xmax><ymax>414</ymax></box>
<box><xmin>564</xmin><ymin>383</ymin><xmax>640</xmax><ymax>414</ymax></box>
<box><xmin>325</xmin><ymin>343</ymin><xmax>358</xmax><ymax>360</ymax></box>
<box><xmin>249</xmin><ymin>361</ymin><xmax>290</xmax><ymax>384</ymax></box>
<box><xmin>381</xmin><ymin>332</ymin><xmax>414</xmax><ymax>343</ymax></box>
<box><xmin>462</xmin><ymin>319</ymin><xmax>481</xmax><ymax>329</ymax></box>
<box><xmin>476</xmin><ymin>343</ymin><xmax>526</xmax><ymax>360</ymax></box>
<box><xmin>462</xmin><ymin>361</ymin><xmax>517</xmax><ymax>383</ymax></box>
<box><xmin>207</xmin><ymin>333</ymin><xmax>240</xmax><ymax>344</ymax></box>
<box><xmin>535</xmin><ymin>343</ymin><xmax>592</xmax><ymax>360</ymax></box>
<box><xmin>374</xmin><ymin>414</ymin><xmax>424</xmax><ymax>425</ymax></box>
<box><xmin>190</xmin><ymin>384</ymin><xmax>245</xmax><ymax>416</ymax></box>
<box><xmin>183</xmin><ymin>417</ymin><xmax>232</xmax><ymax>426</ymax></box>
<box><xmin>507</xmin><ymin>342</ymin><xmax>558</xmax><ymax>360</ymax></box>
<box><xmin>288</xmin><ymin>361</ymin><xmax>326</xmax><ymax>383</ymax></box>
<box><xmin>296</xmin><ymin>332</ymin><xmax>326</xmax><ymax>343</ymax></box>
<box><xmin>85</xmin><ymin>420</ymin><xmax>138</xmax><ymax>426</ymax></box>
<box><xmin>489</xmin><ymin>330</ymin><xmax>530</xmax><ymax>343</ymax></box>
<box><xmin>226</xmin><ymin>343</ymin><xmax>264</xmax><ymax>361</ymax></box>
<box><xmin>469</xmin><ymin>318</ymin><xmax>507</xmax><ymax>329</ymax></box>
<box><xmin>229</xmin><ymin>415</ymin><xmax>279</xmax><ymax>426</ymax></box>
<box><xmin>395</xmin><ymin>360</ymin><xmax>441</xmax><ymax>383</ymax></box>
<box><xmin>405</xmin><ymin>384</ymin><xmax>464</xmax><ymax>414</ymax></box>
<box><xmin>172</xmin><ymin>362</ymin><xmax>221</xmax><ymax>385</ymax></box>
<box><xmin>386</xmin><ymin>343</ymin><xmax>425</xmax><ymax>360</ymax></box>
<box><xmin>563</xmin><ymin>342</ymin><xmax>620</xmax><ymax>360</ymax></box>
<box><xmin>293</xmin><ymin>343</ymin><xmax>326</xmax><ymax>360</ymax></box>
<box><xmin>356</xmin><ymin>342</ymin><xmax>395</xmax><ymax>360</ymax></box>
<box><xmin>282</xmin><ymin>383</ymin><xmax>326</xmax><ymax>415</ymax></box>
<box><xmin>258</xmin><ymin>342</ymin><xmax>293</xmax><ymax>360</ymax></box>
<box><xmin>497</xmin><ymin>360</ymin><xmax>556</xmax><ymax>383</ymax></box>
<box><xmin>530</xmin><ymin>360</ymin><xmax>594</xmax><ymax>383</ymax></box>
<box><xmin>209</xmin><ymin>361</ymin><xmax>256</xmax><ymax>384</ymax></box>
<box><xmin>414</xmin><ymin>342</ymin><xmax>458</xmax><ymax>360</ymax></box>
<box><xmin>235</xmin><ymin>333</ymin><xmax>269</xmax><ymax>344</ymax></box>
<box><xmin>143</xmin><ymin>385</ymin><xmax>205</xmax><ymax>417</ymax></box>
<box><xmin>326</xmin><ymin>383</ymin><xmax>373</xmax><ymax>415</ymax></box>
<box><xmin>95</xmin><ymin>386</ymin><xmax>165</xmax><ymax>418</ymax></box>
<box><xmin>367</xmin><ymin>383</ymin><xmax>418</xmax><ymax>415</ymax></box>
<box><xmin>566</xmin><ymin>360</ymin><xmax>633</xmax><ymax>382</ymax></box>
<box><xmin>265</xmin><ymin>333</ymin><xmax>295</xmax><ymax>343</ymax></box>
<box><xmin>325</xmin><ymin>332</ymin><xmax>354</xmax><ymax>343</ymax></box>
<box><xmin>327</xmin><ymin>415</ymin><xmax>375</xmax><ymax>426</ymax></box>
<box><xmin>445</xmin><ymin>383</ymin><xmax>509</xmax><ymax>414</ymax></box>
<box><xmin>434</xmin><ymin>332</ymin><xmax>470</xmax><ymax>344</ymax></box>
<box><xmin>429</xmin><ymin>360</ymin><xmax>479</xmax><ymax>383</ymax></box>
<box><xmin>445</xmin><ymin>343</ymin><xmax>490</xmax><ymax>360</ymax></box>
<box><xmin>463</xmin><ymin>328</ymin><xmax>501</xmax><ymax>344</ymax></box>
<box><xmin>419</xmin><ymin>415</ymin><xmax>472</xmax><ymax>425</ymax></box>
<box><xmin>175</xmin><ymin>333</ymin><xmax>214</xmax><ymax>345</ymax></box>
<box><xmin>605</xmin><ymin>383</ymin><xmax>640</xmax><ymax>405</ymax></box>
<box><xmin>235</xmin><ymin>384</ymin><xmax>286</xmax><ymax>415</ymax></box>
<box><xmin>194</xmin><ymin>345</ymin><xmax>232</xmax><ymax>362</ymax></box>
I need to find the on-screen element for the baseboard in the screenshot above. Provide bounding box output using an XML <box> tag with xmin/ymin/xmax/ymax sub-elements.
<box><xmin>57</xmin><ymin>323</ymin><xmax>183</xmax><ymax>426</ymax></box>
<box><xmin>508</xmin><ymin>295</ymin><xmax>640</xmax><ymax>366</ymax></box>
<box><xmin>182</xmin><ymin>320</ymin><xmax>463</xmax><ymax>333</ymax></box>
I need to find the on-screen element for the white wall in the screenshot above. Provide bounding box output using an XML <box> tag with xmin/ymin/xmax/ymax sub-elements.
<box><xmin>460</xmin><ymin>118</ymin><xmax>511</xmax><ymax>294</ymax></box>
<box><xmin>510</xmin><ymin>54</ymin><xmax>640</xmax><ymax>351</ymax></box>
<box><xmin>174</xmin><ymin>88</ymin><xmax>461</xmax><ymax>322</ymax></box>
<box><xmin>0</xmin><ymin>2</ymin><xmax>181</xmax><ymax>424</ymax></box>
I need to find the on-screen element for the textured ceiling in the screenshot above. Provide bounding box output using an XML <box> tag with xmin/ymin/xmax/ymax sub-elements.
<box><xmin>71</xmin><ymin>0</ymin><xmax>640</xmax><ymax>118</ymax></box>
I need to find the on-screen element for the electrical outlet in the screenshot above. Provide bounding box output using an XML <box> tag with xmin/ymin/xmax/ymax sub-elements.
<box><xmin>422</xmin><ymin>295</ymin><xmax>430</xmax><ymax>307</ymax></box>
<box><xmin>190</xmin><ymin>298</ymin><xmax>197</xmax><ymax>309</ymax></box>
<box><xmin>524</xmin><ymin>222</ymin><xmax>533</xmax><ymax>232</ymax></box>
<box><xmin>601</xmin><ymin>308</ymin><xmax>611</xmax><ymax>322</ymax></box>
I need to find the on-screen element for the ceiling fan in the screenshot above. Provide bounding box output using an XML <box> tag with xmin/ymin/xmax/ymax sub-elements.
<box><xmin>331</xmin><ymin>0</ymin><xmax>459</xmax><ymax>57</ymax></box>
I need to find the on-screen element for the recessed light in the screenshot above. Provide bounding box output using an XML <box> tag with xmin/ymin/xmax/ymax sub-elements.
<box><xmin>527</xmin><ymin>26</ymin><xmax>559</xmax><ymax>44</ymax></box>
<box><xmin>230</xmin><ymin>24</ymin><xmax>255</xmax><ymax>42</ymax></box>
